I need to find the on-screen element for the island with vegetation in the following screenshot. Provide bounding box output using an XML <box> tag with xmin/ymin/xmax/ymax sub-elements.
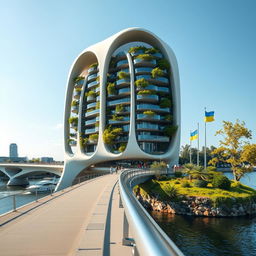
<box><xmin>135</xmin><ymin>163</ymin><xmax>256</xmax><ymax>217</ymax></box>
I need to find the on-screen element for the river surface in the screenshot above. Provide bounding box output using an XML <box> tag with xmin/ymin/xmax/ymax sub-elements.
<box><xmin>0</xmin><ymin>179</ymin><xmax>55</xmax><ymax>215</ymax></box>
<box><xmin>151</xmin><ymin>172</ymin><xmax>256</xmax><ymax>256</ymax></box>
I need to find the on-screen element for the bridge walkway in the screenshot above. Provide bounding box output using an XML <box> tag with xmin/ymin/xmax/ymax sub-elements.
<box><xmin>0</xmin><ymin>174</ymin><xmax>131</xmax><ymax>256</ymax></box>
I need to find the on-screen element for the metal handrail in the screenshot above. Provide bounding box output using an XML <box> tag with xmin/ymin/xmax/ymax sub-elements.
<box><xmin>119</xmin><ymin>169</ymin><xmax>184</xmax><ymax>256</ymax></box>
<box><xmin>0</xmin><ymin>173</ymin><xmax>106</xmax><ymax>214</ymax></box>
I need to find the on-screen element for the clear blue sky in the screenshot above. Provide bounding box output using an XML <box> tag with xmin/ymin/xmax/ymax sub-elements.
<box><xmin>0</xmin><ymin>0</ymin><xmax>255</xmax><ymax>160</ymax></box>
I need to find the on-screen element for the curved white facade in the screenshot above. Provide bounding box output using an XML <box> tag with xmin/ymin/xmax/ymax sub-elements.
<box><xmin>56</xmin><ymin>28</ymin><xmax>180</xmax><ymax>191</ymax></box>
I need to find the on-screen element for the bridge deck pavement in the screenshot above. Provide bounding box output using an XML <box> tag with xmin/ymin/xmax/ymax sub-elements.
<box><xmin>0</xmin><ymin>174</ymin><xmax>131</xmax><ymax>256</ymax></box>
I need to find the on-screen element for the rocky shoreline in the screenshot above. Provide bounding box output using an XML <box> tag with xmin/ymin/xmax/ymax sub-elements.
<box><xmin>136</xmin><ymin>193</ymin><xmax>256</xmax><ymax>217</ymax></box>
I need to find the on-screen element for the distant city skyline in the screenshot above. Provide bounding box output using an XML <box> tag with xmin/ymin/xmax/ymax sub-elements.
<box><xmin>0</xmin><ymin>0</ymin><xmax>255</xmax><ymax>160</ymax></box>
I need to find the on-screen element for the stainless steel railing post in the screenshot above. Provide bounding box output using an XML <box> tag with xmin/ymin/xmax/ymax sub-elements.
<box><xmin>13</xmin><ymin>195</ymin><xmax>16</xmax><ymax>212</ymax></box>
<box><xmin>122</xmin><ymin>211</ymin><xmax>129</xmax><ymax>245</ymax></box>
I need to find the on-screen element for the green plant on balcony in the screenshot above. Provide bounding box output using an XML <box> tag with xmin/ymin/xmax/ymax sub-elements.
<box><xmin>103</xmin><ymin>126</ymin><xmax>123</xmax><ymax>145</ymax></box>
<box><xmin>164</xmin><ymin>114</ymin><xmax>173</xmax><ymax>121</ymax></box>
<box><xmin>71</xmin><ymin>100</ymin><xmax>79</xmax><ymax>106</ymax></box>
<box><xmin>96</xmin><ymin>101</ymin><xmax>100</xmax><ymax>109</ymax></box>
<box><xmin>107</xmin><ymin>82</ymin><xmax>117</xmax><ymax>95</ymax></box>
<box><xmin>164</xmin><ymin>125</ymin><xmax>178</xmax><ymax>137</ymax></box>
<box><xmin>115</xmin><ymin>104</ymin><xmax>124</xmax><ymax>113</ymax></box>
<box><xmin>135</xmin><ymin>78</ymin><xmax>149</xmax><ymax>89</ymax></box>
<box><xmin>70</xmin><ymin>133</ymin><xmax>76</xmax><ymax>137</ymax></box>
<box><xmin>111</xmin><ymin>114</ymin><xmax>124</xmax><ymax>121</ymax></box>
<box><xmin>135</xmin><ymin>54</ymin><xmax>155</xmax><ymax>61</ymax></box>
<box><xmin>138</xmin><ymin>90</ymin><xmax>153</xmax><ymax>95</ymax></box>
<box><xmin>69</xmin><ymin>116</ymin><xmax>78</xmax><ymax>126</ymax></box>
<box><xmin>145</xmin><ymin>47</ymin><xmax>159</xmax><ymax>54</ymax></box>
<box><xmin>95</xmin><ymin>121</ymin><xmax>99</xmax><ymax>127</ymax></box>
<box><xmin>109</xmin><ymin>57</ymin><xmax>116</xmax><ymax>68</ymax></box>
<box><xmin>157</xmin><ymin>59</ymin><xmax>170</xmax><ymax>71</ymax></box>
<box><xmin>118</xmin><ymin>143</ymin><xmax>127</xmax><ymax>152</ymax></box>
<box><xmin>128</xmin><ymin>46</ymin><xmax>147</xmax><ymax>54</ymax></box>
<box><xmin>89</xmin><ymin>62</ymin><xmax>98</xmax><ymax>68</ymax></box>
<box><xmin>96</xmin><ymin>76</ymin><xmax>100</xmax><ymax>82</ymax></box>
<box><xmin>75</xmin><ymin>88</ymin><xmax>82</xmax><ymax>92</ymax></box>
<box><xmin>89</xmin><ymin>133</ymin><xmax>98</xmax><ymax>142</ymax></box>
<box><xmin>87</xmin><ymin>107</ymin><xmax>96</xmax><ymax>112</ymax></box>
<box><xmin>151</xmin><ymin>67</ymin><xmax>164</xmax><ymax>78</ymax></box>
<box><xmin>86</xmin><ymin>90</ymin><xmax>96</xmax><ymax>98</ymax></box>
<box><xmin>117</xmin><ymin>71</ymin><xmax>130</xmax><ymax>80</ymax></box>
<box><xmin>73</xmin><ymin>76</ymin><xmax>84</xmax><ymax>83</ymax></box>
<box><xmin>160</xmin><ymin>98</ymin><xmax>171</xmax><ymax>108</ymax></box>
<box><xmin>143</xmin><ymin>110</ymin><xmax>155</xmax><ymax>116</ymax></box>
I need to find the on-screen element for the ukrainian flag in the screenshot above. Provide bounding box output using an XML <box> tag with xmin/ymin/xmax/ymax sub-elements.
<box><xmin>204</xmin><ymin>111</ymin><xmax>215</xmax><ymax>122</ymax></box>
<box><xmin>190</xmin><ymin>130</ymin><xmax>198</xmax><ymax>141</ymax></box>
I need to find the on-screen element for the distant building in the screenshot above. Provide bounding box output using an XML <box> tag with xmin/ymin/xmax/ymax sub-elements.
<box><xmin>41</xmin><ymin>157</ymin><xmax>54</xmax><ymax>163</ymax></box>
<box><xmin>0</xmin><ymin>157</ymin><xmax>9</xmax><ymax>162</ymax></box>
<box><xmin>9</xmin><ymin>143</ymin><xmax>18</xmax><ymax>158</ymax></box>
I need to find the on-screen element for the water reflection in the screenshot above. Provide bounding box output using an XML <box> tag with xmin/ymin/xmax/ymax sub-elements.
<box><xmin>151</xmin><ymin>172</ymin><xmax>256</xmax><ymax>256</ymax></box>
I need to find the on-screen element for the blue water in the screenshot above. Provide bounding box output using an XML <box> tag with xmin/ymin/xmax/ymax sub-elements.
<box><xmin>0</xmin><ymin>179</ymin><xmax>53</xmax><ymax>215</ymax></box>
<box><xmin>151</xmin><ymin>172</ymin><xmax>256</xmax><ymax>256</ymax></box>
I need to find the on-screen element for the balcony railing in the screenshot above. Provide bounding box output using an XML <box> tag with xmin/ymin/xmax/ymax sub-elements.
<box><xmin>74</xmin><ymin>90</ymin><xmax>81</xmax><ymax>99</ymax></box>
<box><xmin>85</xmin><ymin>109</ymin><xmax>99</xmax><ymax>117</ymax></box>
<box><xmin>108</xmin><ymin>98</ymin><xmax>130</xmax><ymax>106</ymax></box>
<box><xmin>85</xmin><ymin>117</ymin><xmax>99</xmax><ymax>126</ymax></box>
<box><xmin>87</xmin><ymin>102</ymin><xmax>96</xmax><ymax>109</ymax></box>
<box><xmin>138</xmin><ymin>135</ymin><xmax>169</xmax><ymax>142</ymax></box>
<box><xmin>137</xmin><ymin>104</ymin><xmax>169</xmax><ymax>112</ymax></box>
<box><xmin>87</xmin><ymin>73</ymin><xmax>98</xmax><ymax>82</ymax></box>
<box><xmin>87</xmin><ymin>80</ymin><xmax>99</xmax><ymax>89</ymax></box>
<box><xmin>85</xmin><ymin>127</ymin><xmax>99</xmax><ymax>134</ymax></box>
<box><xmin>116</xmin><ymin>79</ymin><xmax>130</xmax><ymax>87</ymax></box>
<box><xmin>137</xmin><ymin>114</ymin><xmax>161</xmax><ymax>121</ymax></box>
<box><xmin>137</xmin><ymin>85</ymin><xmax>169</xmax><ymax>93</ymax></box>
<box><xmin>116</xmin><ymin>59</ymin><xmax>128</xmax><ymax>67</ymax></box>
<box><xmin>74</xmin><ymin>79</ymin><xmax>84</xmax><ymax>88</ymax></box>
<box><xmin>135</xmin><ymin>67</ymin><xmax>153</xmax><ymax>74</ymax></box>
<box><xmin>133</xmin><ymin>58</ymin><xmax>156</xmax><ymax>65</ymax></box>
<box><xmin>118</xmin><ymin>88</ymin><xmax>130</xmax><ymax>95</ymax></box>
<box><xmin>137</xmin><ymin>94</ymin><xmax>159</xmax><ymax>102</ymax></box>
<box><xmin>137</xmin><ymin>123</ymin><xmax>159</xmax><ymax>130</ymax></box>
<box><xmin>88</xmin><ymin>66</ymin><xmax>98</xmax><ymax>74</ymax></box>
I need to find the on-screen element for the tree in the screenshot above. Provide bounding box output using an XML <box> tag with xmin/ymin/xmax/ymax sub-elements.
<box><xmin>241</xmin><ymin>144</ymin><xmax>256</xmax><ymax>166</ymax></box>
<box><xmin>209</xmin><ymin>120</ymin><xmax>253</xmax><ymax>181</ymax></box>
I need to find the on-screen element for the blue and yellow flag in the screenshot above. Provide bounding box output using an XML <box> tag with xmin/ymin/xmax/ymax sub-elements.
<box><xmin>190</xmin><ymin>130</ymin><xmax>198</xmax><ymax>141</ymax></box>
<box><xmin>204</xmin><ymin>111</ymin><xmax>215</xmax><ymax>122</ymax></box>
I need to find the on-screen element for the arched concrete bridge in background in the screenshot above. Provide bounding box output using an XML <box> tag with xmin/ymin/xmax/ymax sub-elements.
<box><xmin>0</xmin><ymin>163</ymin><xmax>63</xmax><ymax>186</ymax></box>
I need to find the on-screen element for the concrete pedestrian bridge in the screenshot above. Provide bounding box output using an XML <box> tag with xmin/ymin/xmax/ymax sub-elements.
<box><xmin>0</xmin><ymin>170</ymin><xmax>184</xmax><ymax>256</ymax></box>
<box><xmin>0</xmin><ymin>163</ymin><xmax>63</xmax><ymax>186</ymax></box>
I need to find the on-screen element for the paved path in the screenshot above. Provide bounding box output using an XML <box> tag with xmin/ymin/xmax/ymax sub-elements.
<box><xmin>0</xmin><ymin>174</ymin><xmax>131</xmax><ymax>256</ymax></box>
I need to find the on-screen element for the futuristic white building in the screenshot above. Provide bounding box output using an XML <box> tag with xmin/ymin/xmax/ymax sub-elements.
<box><xmin>56</xmin><ymin>28</ymin><xmax>180</xmax><ymax>190</ymax></box>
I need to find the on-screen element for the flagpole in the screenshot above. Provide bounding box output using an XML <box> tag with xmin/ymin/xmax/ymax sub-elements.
<box><xmin>204</xmin><ymin>107</ymin><xmax>207</xmax><ymax>169</ymax></box>
<box><xmin>197</xmin><ymin>122</ymin><xmax>199</xmax><ymax>166</ymax></box>
<box><xmin>189</xmin><ymin>131</ymin><xmax>192</xmax><ymax>164</ymax></box>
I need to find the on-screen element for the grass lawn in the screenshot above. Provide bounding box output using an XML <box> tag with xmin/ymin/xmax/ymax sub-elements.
<box><xmin>135</xmin><ymin>178</ymin><xmax>256</xmax><ymax>206</ymax></box>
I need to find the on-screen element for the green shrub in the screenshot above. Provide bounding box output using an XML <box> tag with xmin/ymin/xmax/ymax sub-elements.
<box><xmin>181</xmin><ymin>180</ymin><xmax>191</xmax><ymax>188</ymax></box>
<box><xmin>69</xmin><ymin>116</ymin><xmax>78</xmax><ymax>125</ymax></box>
<box><xmin>73</xmin><ymin>76</ymin><xmax>84</xmax><ymax>83</ymax></box>
<box><xmin>165</xmin><ymin>184</ymin><xmax>178</xmax><ymax>199</ymax></box>
<box><xmin>194</xmin><ymin>179</ymin><xmax>208</xmax><ymax>188</ymax></box>
<box><xmin>71</xmin><ymin>100</ymin><xmax>79</xmax><ymax>106</ymax></box>
<box><xmin>135</xmin><ymin>78</ymin><xmax>149</xmax><ymax>88</ymax></box>
<box><xmin>164</xmin><ymin>114</ymin><xmax>173</xmax><ymax>121</ymax></box>
<box><xmin>107</xmin><ymin>82</ymin><xmax>116</xmax><ymax>95</ymax></box>
<box><xmin>128</xmin><ymin>46</ymin><xmax>147</xmax><ymax>54</ymax></box>
<box><xmin>118</xmin><ymin>71</ymin><xmax>130</xmax><ymax>79</ymax></box>
<box><xmin>135</xmin><ymin>54</ymin><xmax>155</xmax><ymax>61</ymax></box>
<box><xmin>174</xmin><ymin>171</ymin><xmax>183</xmax><ymax>178</ymax></box>
<box><xmin>89</xmin><ymin>62</ymin><xmax>98</xmax><ymax>68</ymax></box>
<box><xmin>232</xmin><ymin>181</ymin><xmax>242</xmax><ymax>188</ymax></box>
<box><xmin>157</xmin><ymin>59</ymin><xmax>170</xmax><ymax>70</ymax></box>
<box><xmin>212</xmin><ymin>175</ymin><xmax>231</xmax><ymax>190</ymax></box>
<box><xmin>151</xmin><ymin>67</ymin><xmax>164</xmax><ymax>78</ymax></box>
<box><xmin>115</xmin><ymin>104</ymin><xmax>124</xmax><ymax>113</ymax></box>
<box><xmin>89</xmin><ymin>134</ymin><xmax>98</xmax><ymax>142</ymax></box>
<box><xmin>86</xmin><ymin>91</ymin><xmax>96</xmax><ymax>97</ymax></box>
<box><xmin>143</xmin><ymin>110</ymin><xmax>155</xmax><ymax>116</ymax></box>
<box><xmin>145</xmin><ymin>47</ymin><xmax>159</xmax><ymax>54</ymax></box>
<box><xmin>118</xmin><ymin>143</ymin><xmax>127</xmax><ymax>152</ymax></box>
<box><xmin>138</xmin><ymin>90</ymin><xmax>153</xmax><ymax>95</ymax></box>
<box><xmin>174</xmin><ymin>180</ymin><xmax>180</xmax><ymax>184</ymax></box>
